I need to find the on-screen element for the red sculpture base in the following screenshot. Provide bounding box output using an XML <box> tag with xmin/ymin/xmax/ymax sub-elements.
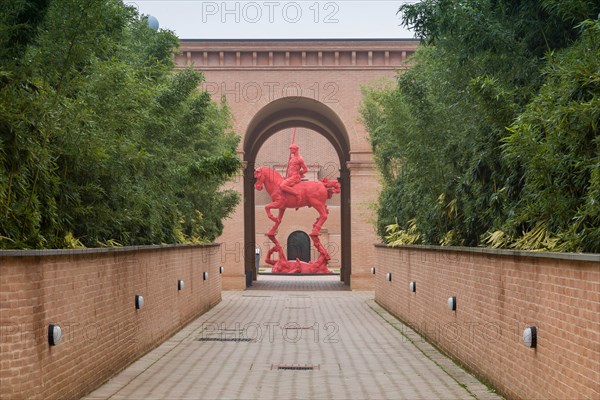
<box><xmin>265</xmin><ymin>234</ymin><xmax>332</xmax><ymax>274</ymax></box>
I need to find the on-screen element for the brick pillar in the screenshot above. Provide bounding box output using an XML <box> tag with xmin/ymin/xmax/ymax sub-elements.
<box><xmin>219</xmin><ymin>156</ymin><xmax>247</xmax><ymax>290</ymax></box>
<box><xmin>348</xmin><ymin>154</ymin><xmax>380</xmax><ymax>290</ymax></box>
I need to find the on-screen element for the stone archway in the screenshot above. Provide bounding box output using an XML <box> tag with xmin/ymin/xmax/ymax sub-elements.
<box><xmin>243</xmin><ymin>97</ymin><xmax>351</xmax><ymax>285</ymax></box>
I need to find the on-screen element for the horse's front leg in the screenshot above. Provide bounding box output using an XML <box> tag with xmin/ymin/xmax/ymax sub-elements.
<box><xmin>265</xmin><ymin>203</ymin><xmax>278</xmax><ymax>223</ymax></box>
<box><xmin>266</xmin><ymin>203</ymin><xmax>284</xmax><ymax>236</ymax></box>
<box><xmin>277</xmin><ymin>208</ymin><xmax>286</xmax><ymax>224</ymax></box>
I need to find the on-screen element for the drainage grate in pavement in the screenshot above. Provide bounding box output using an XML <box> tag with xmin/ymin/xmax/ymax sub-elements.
<box><xmin>283</xmin><ymin>326</ymin><xmax>314</xmax><ymax>330</ymax></box>
<box><xmin>242</xmin><ymin>295</ymin><xmax>273</xmax><ymax>298</ymax></box>
<box><xmin>196</xmin><ymin>337</ymin><xmax>254</xmax><ymax>342</ymax></box>
<box><xmin>284</xmin><ymin>306</ymin><xmax>311</xmax><ymax>309</ymax></box>
<box><xmin>272</xmin><ymin>364</ymin><xmax>320</xmax><ymax>371</ymax></box>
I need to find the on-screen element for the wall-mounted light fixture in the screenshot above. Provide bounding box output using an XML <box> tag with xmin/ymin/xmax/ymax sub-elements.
<box><xmin>203</xmin><ymin>271</ymin><xmax>209</xmax><ymax>281</ymax></box>
<box><xmin>448</xmin><ymin>296</ymin><xmax>457</xmax><ymax>311</ymax></box>
<box><xmin>219</xmin><ymin>266</ymin><xmax>224</xmax><ymax>274</ymax></box>
<box><xmin>386</xmin><ymin>272</ymin><xmax>392</xmax><ymax>282</ymax></box>
<box><xmin>135</xmin><ymin>295</ymin><xmax>144</xmax><ymax>309</ymax></box>
<box><xmin>371</xmin><ymin>267</ymin><xmax>376</xmax><ymax>275</ymax></box>
<box><xmin>48</xmin><ymin>324</ymin><xmax>62</xmax><ymax>346</ymax></box>
<box><xmin>523</xmin><ymin>326</ymin><xmax>537</xmax><ymax>348</ymax></box>
<box><xmin>409</xmin><ymin>281</ymin><xmax>416</xmax><ymax>292</ymax></box>
<box><xmin>178</xmin><ymin>280</ymin><xmax>185</xmax><ymax>291</ymax></box>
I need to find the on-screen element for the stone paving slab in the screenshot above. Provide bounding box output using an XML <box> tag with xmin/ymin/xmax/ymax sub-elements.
<box><xmin>84</xmin><ymin>276</ymin><xmax>502</xmax><ymax>400</ymax></box>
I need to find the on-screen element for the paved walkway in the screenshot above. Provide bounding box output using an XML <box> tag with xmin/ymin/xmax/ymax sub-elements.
<box><xmin>85</xmin><ymin>276</ymin><xmax>502</xmax><ymax>400</ymax></box>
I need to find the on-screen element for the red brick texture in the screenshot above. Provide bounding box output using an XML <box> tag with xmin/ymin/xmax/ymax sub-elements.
<box><xmin>374</xmin><ymin>245</ymin><xmax>600</xmax><ymax>400</ymax></box>
<box><xmin>0</xmin><ymin>244</ymin><xmax>222</xmax><ymax>400</ymax></box>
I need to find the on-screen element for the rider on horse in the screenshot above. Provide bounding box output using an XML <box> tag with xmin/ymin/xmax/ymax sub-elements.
<box><xmin>280</xmin><ymin>143</ymin><xmax>308</xmax><ymax>203</ymax></box>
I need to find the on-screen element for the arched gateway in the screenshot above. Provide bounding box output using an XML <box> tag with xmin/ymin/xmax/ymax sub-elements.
<box><xmin>175</xmin><ymin>39</ymin><xmax>418</xmax><ymax>289</ymax></box>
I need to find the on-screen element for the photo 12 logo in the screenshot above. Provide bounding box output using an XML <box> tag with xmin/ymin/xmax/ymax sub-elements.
<box><xmin>202</xmin><ymin>81</ymin><xmax>339</xmax><ymax>104</ymax></box>
<box><xmin>200</xmin><ymin>321</ymin><xmax>340</xmax><ymax>343</ymax></box>
<box><xmin>201</xmin><ymin>1</ymin><xmax>340</xmax><ymax>24</ymax></box>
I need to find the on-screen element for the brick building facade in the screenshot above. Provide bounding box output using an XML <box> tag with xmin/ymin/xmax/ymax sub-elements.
<box><xmin>175</xmin><ymin>39</ymin><xmax>419</xmax><ymax>289</ymax></box>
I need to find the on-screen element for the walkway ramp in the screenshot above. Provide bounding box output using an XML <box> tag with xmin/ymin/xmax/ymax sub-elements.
<box><xmin>85</xmin><ymin>276</ymin><xmax>502</xmax><ymax>400</ymax></box>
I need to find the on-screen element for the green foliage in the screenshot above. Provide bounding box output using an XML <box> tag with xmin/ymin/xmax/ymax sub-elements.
<box><xmin>362</xmin><ymin>0</ymin><xmax>600</xmax><ymax>252</ymax></box>
<box><xmin>501</xmin><ymin>19</ymin><xmax>600</xmax><ymax>252</ymax></box>
<box><xmin>0</xmin><ymin>0</ymin><xmax>52</xmax><ymax>64</ymax></box>
<box><xmin>0</xmin><ymin>0</ymin><xmax>241</xmax><ymax>249</ymax></box>
<box><xmin>385</xmin><ymin>219</ymin><xmax>421</xmax><ymax>246</ymax></box>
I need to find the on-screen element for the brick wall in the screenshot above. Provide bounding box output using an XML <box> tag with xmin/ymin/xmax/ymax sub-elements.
<box><xmin>374</xmin><ymin>245</ymin><xmax>599</xmax><ymax>400</ymax></box>
<box><xmin>0</xmin><ymin>244</ymin><xmax>222</xmax><ymax>400</ymax></box>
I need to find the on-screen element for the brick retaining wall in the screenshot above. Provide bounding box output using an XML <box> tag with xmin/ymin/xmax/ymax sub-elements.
<box><xmin>374</xmin><ymin>245</ymin><xmax>599</xmax><ymax>400</ymax></box>
<box><xmin>0</xmin><ymin>244</ymin><xmax>222</xmax><ymax>400</ymax></box>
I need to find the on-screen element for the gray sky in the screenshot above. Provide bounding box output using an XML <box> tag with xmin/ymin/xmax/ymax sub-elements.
<box><xmin>129</xmin><ymin>1</ymin><xmax>416</xmax><ymax>39</ymax></box>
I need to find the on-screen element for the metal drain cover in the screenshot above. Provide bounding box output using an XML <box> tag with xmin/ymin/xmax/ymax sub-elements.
<box><xmin>196</xmin><ymin>337</ymin><xmax>254</xmax><ymax>342</ymax></box>
<box><xmin>283</xmin><ymin>326</ymin><xmax>314</xmax><ymax>330</ymax></box>
<box><xmin>272</xmin><ymin>364</ymin><xmax>320</xmax><ymax>371</ymax></box>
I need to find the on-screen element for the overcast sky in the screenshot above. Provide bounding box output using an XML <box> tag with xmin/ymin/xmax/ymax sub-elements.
<box><xmin>129</xmin><ymin>1</ymin><xmax>416</xmax><ymax>39</ymax></box>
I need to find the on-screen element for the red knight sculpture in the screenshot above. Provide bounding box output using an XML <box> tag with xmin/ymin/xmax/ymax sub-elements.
<box><xmin>254</xmin><ymin>132</ymin><xmax>340</xmax><ymax>274</ymax></box>
<box><xmin>280</xmin><ymin>144</ymin><xmax>308</xmax><ymax>203</ymax></box>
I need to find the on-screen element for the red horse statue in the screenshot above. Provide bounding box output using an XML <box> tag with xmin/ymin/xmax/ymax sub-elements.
<box><xmin>254</xmin><ymin>165</ymin><xmax>340</xmax><ymax>273</ymax></box>
<box><xmin>254</xmin><ymin>167</ymin><xmax>339</xmax><ymax>236</ymax></box>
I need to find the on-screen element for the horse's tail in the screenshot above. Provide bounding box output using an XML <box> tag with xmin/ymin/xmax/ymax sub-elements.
<box><xmin>320</xmin><ymin>178</ymin><xmax>341</xmax><ymax>199</ymax></box>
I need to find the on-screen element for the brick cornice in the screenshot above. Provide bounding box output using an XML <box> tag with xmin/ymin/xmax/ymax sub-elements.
<box><xmin>175</xmin><ymin>39</ymin><xmax>419</xmax><ymax>70</ymax></box>
<box><xmin>179</xmin><ymin>39</ymin><xmax>419</xmax><ymax>51</ymax></box>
